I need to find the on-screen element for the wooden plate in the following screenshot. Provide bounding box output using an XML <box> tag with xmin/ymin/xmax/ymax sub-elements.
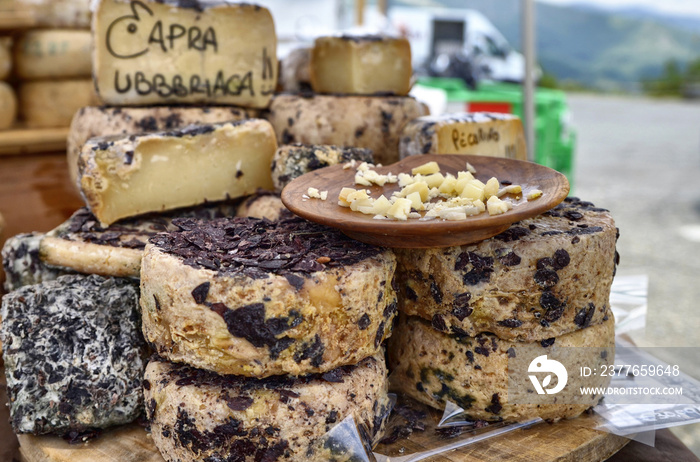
<box><xmin>281</xmin><ymin>154</ymin><xmax>570</xmax><ymax>248</ymax></box>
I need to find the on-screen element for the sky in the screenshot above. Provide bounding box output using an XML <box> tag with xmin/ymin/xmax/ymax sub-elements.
<box><xmin>538</xmin><ymin>0</ymin><xmax>700</xmax><ymax>18</ymax></box>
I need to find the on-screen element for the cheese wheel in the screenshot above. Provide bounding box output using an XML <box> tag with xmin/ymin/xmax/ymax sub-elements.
<box><xmin>93</xmin><ymin>0</ymin><xmax>277</xmax><ymax>108</ymax></box>
<box><xmin>2</xmin><ymin>232</ymin><xmax>74</xmax><ymax>292</ymax></box>
<box><xmin>236</xmin><ymin>191</ymin><xmax>290</xmax><ymax>221</ymax></box>
<box><xmin>78</xmin><ymin>120</ymin><xmax>276</xmax><ymax>226</ymax></box>
<box><xmin>18</xmin><ymin>79</ymin><xmax>99</xmax><ymax>128</ymax></box>
<box><xmin>0</xmin><ymin>37</ymin><xmax>12</xmax><ymax>81</ymax></box>
<box><xmin>394</xmin><ymin>197</ymin><xmax>619</xmax><ymax>341</ymax></box>
<box><xmin>67</xmin><ymin>105</ymin><xmax>254</xmax><ymax>191</ymax></box>
<box><xmin>144</xmin><ymin>354</ymin><xmax>391</xmax><ymax>462</ymax></box>
<box><xmin>14</xmin><ymin>29</ymin><xmax>92</xmax><ymax>80</ymax></box>
<box><xmin>388</xmin><ymin>314</ymin><xmax>614</xmax><ymax>422</ymax></box>
<box><xmin>0</xmin><ymin>81</ymin><xmax>17</xmax><ymax>129</ymax></box>
<box><xmin>140</xmin><ymin>216</ymin><xmax>398</xmax><ymax>377</ymax></box>
<box><xmin>400</xmin><ymin>113</ymin><xmax>528</xmax><ymax>160</ymax></box>
<box><xmin>310</xmin><ymin>35</ymin><xmax>412</xmax><ymax>96</ymax></box>
<box><xmin>14</xmin><ymin>0</ymin><xmax>91</xmax><ymax>29</ymax></box>
<box><xmin>266</xmin><ymin>94</ymin><xmax>429</xmax><ymax>166</ymax></box>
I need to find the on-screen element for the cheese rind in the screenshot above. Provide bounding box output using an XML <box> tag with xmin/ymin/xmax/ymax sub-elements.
<box><xmin>93</xmin><ymin>0</ymin><xmax>277</xmax><ymax>108</ymax></box>
<box><xmin>236</xmin><ymin>191</ymin><xmax>290</xmax><ymax>221</ymax></box>
<box><xmin>394</xmin><ymin>197</ymin><xmax>619</xmax><ymax>341</ymax></box>
<box><xmin>2</xmin><ymin>233</ymin><xmax>74</xmax><ymax>292</ymax></box>
<box><xmin>140</xmin><ymin>216</ymin><xmax>398</xmax><ymax>377</ymax></box>
<box><xmin>67</xmin><ymin>105</ymin><xmax>254</xmax><ymax>190</ymax></box>
<box><xmin>400</xmin><ymin>112</ymin><xmax>527</xmax><ymax>160</ymax></box>
<box><xmin>14</xmin><ymin>30</ymin><xmax>92</xmax><ymax>80</ymax></box>
<box><xmin>310</xmin><ymin>35</ymin><xmax>412</xmax><ymax>96</ymax></box>
<box><xmin>19</xmin><ymin>80</ymin><xmax>99</xmax><ymax>128</ymax></box>
<box><xmin>266</xmin><ymin>94</ymin><xmax>429</xmax><ymax>166</ymax></box>
<box><xmin>77</xmin><ymin>119</ymin><xmax>277</xmax><ymax>226</ymax></box>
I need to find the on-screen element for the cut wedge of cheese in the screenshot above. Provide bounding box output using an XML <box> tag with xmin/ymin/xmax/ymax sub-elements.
<box><xmin>93</xmin><ymin>0</ymin><xmax>277</xmax><ymax>108</ymax></box>
<box><xmin>400</xmin><ymin>112</ymin><xmax>527</xmax><ymax>160</ymax></box>
<box><xmin>310</xmin><ymin>35</ymin><xmax>412</xmax><ymax>96</ymax></box>
<box><xmin>14</xmin><ymin>29</ymin><xmax>92</xmax><ymax>80</ymax></box>
<box><xmin>78</xmin><ymin>119</ymin><xmax>277</xmax><ymax>226</ymax></box>
<box><xmin>18</xmin><ymin>79</ymin><xmax>99</xmax><ymax>128</ymax></box>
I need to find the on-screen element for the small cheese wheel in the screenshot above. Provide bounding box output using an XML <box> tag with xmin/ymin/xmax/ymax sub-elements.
<box><xmin>144</xmin><ymin>354</ymin><xmax>391</xmax><ymax>462</ymax></box>
<box><xmin>310</xmin><ymin>35</ymin><xmax>412</xmax><ymax>96</ymax></box>
<box><xmin>18</xmin><ymin>79</ymin><xmax>99</xmax><ymax>128</ymax></box>
<box><xmin>266</xmin><ymin>93</ymin><xmax>429</xmax><ymax>166</ymax></box>
<box><xmin>14</xmin><ymin>29</ymin><xmax>92</xmax><ymax>80</ymax></box>
<box><xmin>140</xmin><ymin>216</ymin><xmax>398</xmax><ymax>378</ymax></box>
<box><xmin>236</xmin><ymin>191</ymin><xmax>290</xmax><ymax>221</ymax></box>
<box><xmin>14</xmin><ymin>0</ymin><xmax>91</xmax><ymax>28</ymax></box>
<box><xmin>388</xmin><ymin>314</ymin><xmax>614</xmax><ymax>422</ymax></box>
<box><xmin>0</xmin><ymin>81</ymin><xmax>17</xmax><ymax>129</ymax></box>
<box><xmin>0</xmin><ymin>37</ymin><xmax>12</xmax><ymax>80</ymax></box>
<box><xmin>67</xmin><ymin>105</ymin><xmax>254</xmax><ymax>191</ymax></box>
<box><xmin>400</xmin><ymin>112</ymin><xmax>527</xmax><ymax>160</ymax></box>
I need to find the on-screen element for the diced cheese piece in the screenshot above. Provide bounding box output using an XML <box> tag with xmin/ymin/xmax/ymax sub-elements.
<box><xmin>400</xmin><ymin>112</ymin><xmax>527</xmax><ymax>160</ymax></box>
<box><xmin>0</xmin><ymin>82</ymin><xmax>16</xmax><ymax>130</ymax></box>
<box><xmin>527</xmin><ymin>189</ymin><xmax>543</xmax><ymax>200</ymax></box>
<box><xmin>338</xmin><ymin>187</ymin><xmax>357</xmax><ymax>207</ymax></box>
<box><xmin>310</xmin><ymin>35</ymin><xmax>411</xmax><ymax>96</ymax></box>
<box><xmin>266</xmin><ymin>94</ymin><xmax>429</xmax><ymax>166</ymax></box>
<box><xmin>484</xmin><ymin>177</ymin><xmax>500</xmax><ymax>199</ymax></box>
<box><xmin>438</xmin><ymin>174</ymin><xmax>457</xmax><ymax>195</ymax></box>
<box><xmin>506</xmin><ymin>184</ymin><xmax>523</xmax><ymax>195</ymax></box>
<box><xmin>411</xmin><ymin>161</ymin><xmax>440</xmax><ymax>176</ymax></box>
<box><xmin>372</xmin><ymin>195</ymin><xmax>392</xmax><ymax>215</ymax></box>
<box><xmin>19</xmin><ymin>79</ymin><xmax>99</xmax><ymax>128</ymax></box>
<box><xmin>93</xmin><ymin>0</ymin><xmax>277</xmax><ymax>108</ymax></box>
<box><xmin>424</xmin><ymin>172</ymin><xmax>445</xmax><ymax>189</ymax></box>
<box><xmin>461</xmin><ymin>181</ymin><xmax>485</xmax><ymax>201</ymax></box>
<box><xmin>387</xmin><ymin>198</ymin><xmax>411</xmax><ymax>220</ymax></box>
<box><xmin>400</xmin><ymin>181</ymin><xmax>430</xmax><ymax>202</ymax></box>
<box><xmin>15</xmin><ymin>30</ymin><xmax>91</xmax><ymax>80</ymax></box>
<box><xmin>406</xmin><ymin>191</ymin><xmax>425</xmax><ymax>211</ymax></box>
<box><xmin>78</xmin><ymin>120</ymin><xmax>277</xmax><ymax>226</ymax></box>
<box><xmin>487</xmin><ymin>196</ymin><xmax>512</xmax><ymax>215</ymax></box>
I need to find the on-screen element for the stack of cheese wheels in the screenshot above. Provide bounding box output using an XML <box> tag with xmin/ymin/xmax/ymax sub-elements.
<box><xmin>0</xmin><ymin>37</ymin><xmax>16</xmax><ymax>129</ymax></box>
<box><xmin>388</xmin><ymin>197</ymin><xmax>620</xmax><ymax>422</ymax></box>
<box><xmin>266</xmin><ymin>34</ymin><xmax>429</xmax><ymax>166</ymax></box>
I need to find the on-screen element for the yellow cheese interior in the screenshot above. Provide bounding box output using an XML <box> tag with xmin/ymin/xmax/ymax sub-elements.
<box><xmin>311</xmin><ymin>37</ymin><xmax>411</xmax><ymax>95</ymax></box>
<box><xmin>435</xmin><ymin>119</ymin><xmax>527</xmax><ymax>160</ymax></box>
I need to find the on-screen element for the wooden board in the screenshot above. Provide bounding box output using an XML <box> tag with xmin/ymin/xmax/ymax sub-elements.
<box><xmin>0</xmin><ymin>127</ymin><xmax>70</xmax><ymax>156</ymax></box>
<box><xmin>15</xmin><ymin>415</ymin><xmax>629</xmax><ymax>462</ymax></box>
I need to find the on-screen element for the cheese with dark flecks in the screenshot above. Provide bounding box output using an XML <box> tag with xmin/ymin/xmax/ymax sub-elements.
<box><xmin>0</xmin><ymin>274</ymin><xmax>145</xmax><ymax>435</ymax></box>
<box><xmin>92</xmin><ymin>0</ymin><xmax>277</xmax><ymax>108</ymax></box>
<box><xmin>77</xmin><ymin>119</ymin><xmax>277</xmax><ymax>227</ymax></box>
<box><xmin>399</xmin><ymin>112</ymin><xmax>527</xmax><ymax>160</ymax></box>
<box><xmin>2</xmin><ymin>233</ymin><xmax>74</xmax><ymax>292</ymax></box>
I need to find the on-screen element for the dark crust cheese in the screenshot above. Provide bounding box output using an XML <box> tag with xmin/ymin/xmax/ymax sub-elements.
<box><xmin>149</xmin><ymin>216</ymin><xmax>383</xmax><ymax>279</ymax></box>
<box><xmin>271</xmin><ymin>143</ymin><xmax>374</xmax><ymax>192</ymax></box>
<box><xmin>394</xmin><ymin>197</ymin><xmax>620</xmax><ymax>341</ymax></box>
<box><xmin>0</xmin><ymin>274</ymin><xmax>145</xmax><ymax>434</ymax></box>
<box><xmin>2</xmin><ymin>233</ymin><xmax>74</xmax><ymax>292</ymax></box>
<box><xmin>144</xmin><ymin>354</ymin><xmax>391</xmax><ymax>462</ymax></box>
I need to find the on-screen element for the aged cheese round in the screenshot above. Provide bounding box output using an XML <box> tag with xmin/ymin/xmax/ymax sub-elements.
<box><xmin>15</xmin><ymin>0</ymin><xmax>91</xmax><ymax>28</ymax></box>
<box><xmin>236</xmin><ymin>191</ymin><xmax>290</xmax><ymax>221</ymax></box>
<box><xmin>0</xmin><ymin>81</ymin><xmax>17</xmax><ymax>129</ymax></box>
<box><xmin>279</xmin><ymin>47</ymin><xmax>311</xmax><ymax>92</ymax></box>
<box><xmin>14</xmin><ymin>30</ymin><xmax>91</xmax><ymax>80</ymax></box>
<box><xmin>144</xmin><ymin>353</ymin><xmax>391</xmax><ymax>462</ymax></box>
<box><xmin>388</xmin><ymin>314</ymin><xmax>614</xmax><ymax>422</ymax></box>
<box><xmin>0</xmin><ymin>37</ymin><xmax>12</xmax><ymax>81</ymax></box>
<box><xmin>18</xmin><ymin>79</ymin><xmax>99</xmax><ymax>128</ymax></box>
<box><xmin>271</xmin><ymin>144</ymin><xmax>373</xmax><ymax>192</ymax></box>
<box><xmin>2</xmin><ymin>232</ymin><xmax>74</xmax><ymax>293</ymax></box>
<box><xmin>394</xmin><ymin>197</ymin><xmax>618</xmax><ymax>342</ymax></box>
<box><xmin>266</xmin><ymin>94</ymin><xmax>429</xmax><ymax>166</ymax></box>
<box><xmin>0</xmin><ymin>274</ymin><xmax>145</xmax><ymax>434</ymax></box>
<box><xmin>39</xmin><ymin>203</ymin><xmax>240</xmax><ymax>279</ymax></box>
<box><xmin>67</xmin><ymin>105</ymin><xmax>254</xmax><ymax>190</ymax></box>
<box><xmin>140</xmin><ymin>216</ymin><xmax>398</xmax><ymax>378</ymax></box>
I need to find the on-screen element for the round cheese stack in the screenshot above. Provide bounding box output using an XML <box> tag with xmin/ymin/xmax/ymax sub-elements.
<box><xmin>0</xmin><ymin>81</ymin><xmax>17</xmax><ymax>130</ymax></box>
<box><xmin>19</xmin><ymin>79</ymin><xmax>99</xmax><ymax>128</ymax></box>
<box><xmin>67</xmin><ymin>106</ymin><xmax>255</xmax><ymax>190</ymax></box>
<box><xmin>266</xmin><ymin>94</ymin><xmax>429</xmax><ymax>166</ymax></box>
<box><xmin>394</xmin><ymin>197</ymin><xmax>619</xmax><ymax>342</ymax></box>
<box><xmin>14</xmin><ymin>30</ymin><xmax>91</xmax><ymax>80</ymax></box>
<box><xmin>144</xmin><ymin>354</ymin><xmax>391</xmax><ymax>462</ymax></box>
<box><xmin>140</xmin><ymin>216</ymin><xmax>398</xmax><ymax>378</ymax></box>
<box><xmin>236</xmin><ymin>191</ymin><xmax>290</xmax><ymax>221</ymax></box>
<box><xmin>388</xmin><ymin>314</ymin><xmax>614</xmax><ymax>422</ymax></box>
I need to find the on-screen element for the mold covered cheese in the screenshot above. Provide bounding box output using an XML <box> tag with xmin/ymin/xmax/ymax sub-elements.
<box><xmin>0</xmin><ymin>274</ymin><xmax>145</xmax><ymax>434</ymax></box>
<box><xmin>399</xmin><ymin>112</ymin><xmax>527</xmax><ymax>160</ymax></box>
<box><xmin>39</xmin><ymin>203</ymin><xmax>240</xmax><ymax>279</ymax></box>
<box><xmin>394</xmin><ymin>197</ymin><xmax>619</xmax><ymax>341</ymax></box>
<box><xmin>144</xmin><ymin>353</ymin><xmax>391</xmax><ymax>462</ymax></box>
<box><xmin>140</xmin><ymin>216</ymin><xmax>398</xmax><ymax>378</ymax></box>
<box><xmin>92</xmin><ymin>0</ymin><xmax>277</xmax><ymax>108</ymax></box>
<box><xmin>265</xmin><ymin>93</ymin><xmax>429</xmax><ymax>166</ymax></box>
<box><xmin>310</xmin><ymin>35</ymin><xmax>412</xmax><ymax>96</ymax></box>
<box><xmin>2</xmin><ymin>233</ymin><xmax>74</xmax><ymax>292</ymax></box>
<box><xmin>388</xmin><ymin>314</ymin><xmax>614</xmax><ymax>422</ymax></box>
<box><xmin>271</xmin><ymin>144</ymin><xmax>374</xmax><ymax>192</ymax></box>
<box><xmin>67</xmin><ymin>105</ymin><xmax>254</xmax><ymax>190</ymax></box>
<box><xmin>78</xmin><ymin>119</ymin><xmax>277</xmax><ymax>226</ymax></box>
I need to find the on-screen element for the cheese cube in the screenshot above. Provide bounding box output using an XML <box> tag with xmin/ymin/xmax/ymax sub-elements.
<box><xmin>78</xmin><ymin>120</ymin><xmax>277</xmax><ymax>226</ymax></box>
<box><xmin>93</xmin><ymin>0</ymin><xmax>277</xmax><ymax>108</ymax></box>
<box><xmin>400</xmin><ymin>112</ymin><xmax>527</xmax><ymax>160</ymax></box>
<box><xmin>310</xmin><ymin>35</ymin><xmax>412</xmax><ymax>96</ymax></box>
